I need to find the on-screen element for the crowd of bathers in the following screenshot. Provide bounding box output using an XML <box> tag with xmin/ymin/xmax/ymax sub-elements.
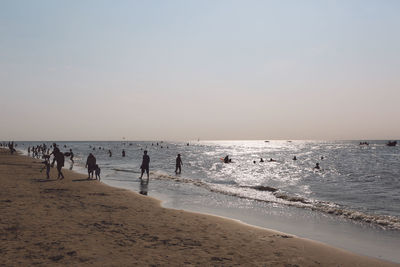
<box><xmin>1</xmin><ymin>141</ymin><xmax>324</xmax><ymax>181</ymax></box>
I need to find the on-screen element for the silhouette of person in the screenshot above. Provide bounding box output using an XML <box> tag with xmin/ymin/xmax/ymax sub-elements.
<box><xmin>175</xmin><ymin>154</ymin><xmax>183</xmax><ymax>174</ymax></box>
<box><xmin>140</xmin><ymin>150</ymin><xmax>150</xmax><ymax>179</ymax></box>
<box><xmin>293</xmin><ymin>156</ymin><xmax>297</xmax><ymax>160</ymax></box>
<box><xmin>55</xmin><ymin>150</ymin><xmax>65</xmax><ymax>179</ymax></box>
<box><xmin>314</xmin><ymin>163</ymin><xmax>320</xmax><ymax>170</ymax></box>
<box><xmin>9</xmin><ymin>142</ymin><xmax>15</xmax><ymax>154</ymax></box>
<box><xmin>50</xmin><ymin>143</ymin><xmax>60</xmax><ymax>167</ymax></box>
<box><xmin>95</xmin><ymin>164</ymin><xmax>101</xmax><ymax>180</ymax></box>
<box><xmin>85</xmin><ymin>153</ymin><xmax>96</xmax><ymax>179</ymax></box>
<box><xmin>260</xmin><ymin>158</ymin><xmax>264</xmax><ymax>162</ymax></box>
<box><xmin>224</xmin><ymin>155</ymin><xmax>229</xmax><ymax>163</ymax></box>
<box><xmin>40</xmin><ymin>155</ymin><xmax>51</xmax><ymax>179</ymax></box>
<box><xmin>108</xmin><ymin>150</ymin><xmax>112</xmax><ymax>157</ymax></box>
<box><xmin>122</xmin><ymin>149</ymin><xmax>126</xmax><ymax>157</ymax></box>
<box><xmin>69</xmin><ymin>149</ymin><xmax>74</xmax><ymax>163</ymax></box>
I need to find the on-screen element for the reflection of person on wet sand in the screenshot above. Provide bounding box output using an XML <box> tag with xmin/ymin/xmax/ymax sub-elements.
<box><xmin>140</xmin><ymin>150</ymin><xmax>150</xmax><ymax>179</ymax></box>
<box><xmin>139</xmin><ymin>178</ymin><xmax>149</xmax><ymax>195</ymax></box>
<box><xmin>175</xmin><ymin>154</ymin><xmax>183</xmax><ymax>174</ymax></box>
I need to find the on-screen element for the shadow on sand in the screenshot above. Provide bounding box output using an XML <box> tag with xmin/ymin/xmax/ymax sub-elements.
<box><xmin>32</xmin><ymin>178</ymin><xmax>56</xmax><ymax>183</ymax></box>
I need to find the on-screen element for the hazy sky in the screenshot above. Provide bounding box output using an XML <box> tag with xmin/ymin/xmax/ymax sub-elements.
<box><xmin>1</xmin><ymin>0</ymin><xmax>399</xmax><ymax>141</ymax></box>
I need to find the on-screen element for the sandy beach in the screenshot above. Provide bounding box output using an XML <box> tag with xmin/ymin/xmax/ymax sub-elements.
<box><xmin>0</xmin><ymin>148</ymin><xmax>396</xmax><ymax>266</ymax></box>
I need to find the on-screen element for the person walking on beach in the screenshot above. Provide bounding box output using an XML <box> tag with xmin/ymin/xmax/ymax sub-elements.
<box><xmin>40</xmin><ymin>155</ymin><xmax>51</xmax><ymax>179</ymax></box>
<box><xmin>85</xmin><ymin>153</ymin><xmax>96</xmax><ymax>179</ymax></box>
<box><xmin>50</xmin><ymin>143</ymin><xmax>60</xmax><ymax>167</ymax></box>
<box><xmin>140</xmin><ymin>150</ymin><xmax>150</xmax><ymax>179</ymax></box>
<box><xmin>54</xmin><ymin>150</ymin><xmax>65</xmax><ymax>179</ymax></box>
<box><xmin>175</xmin><ymin>154</ymin><xmax>183</xmax><ymax>174</ymax></box>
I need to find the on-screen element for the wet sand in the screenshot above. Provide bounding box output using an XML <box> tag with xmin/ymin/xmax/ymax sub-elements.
<box><xmin>0</xmin><ymin>149</ymin><xmax>397</xmax><ymax>266</ymax></box>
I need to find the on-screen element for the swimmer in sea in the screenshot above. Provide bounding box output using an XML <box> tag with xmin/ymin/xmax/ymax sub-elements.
<box><xmin>314</xmin><ymin>163</ymin><xmax>320</xmax><ymax>170</ymax></box>
<box><xmin>224</xmin><ymin>155</ymin><xmax>229</xmax><ymax>163</ymax></box>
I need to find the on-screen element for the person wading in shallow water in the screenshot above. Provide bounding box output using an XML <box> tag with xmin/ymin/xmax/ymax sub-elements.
<box><xmin>175</xmin><ymin>154</ymin><xmax>183</xmax><ymax>174</ymax></box>
<box><xmin>69</xmin><ymin>149</ymin><xmax>74</xmax><ymax>163</ymax></box>
<box><xmin>140</xmin><ymin>150</ymin><xmax>150</xmax><ymax>179</ymax></box>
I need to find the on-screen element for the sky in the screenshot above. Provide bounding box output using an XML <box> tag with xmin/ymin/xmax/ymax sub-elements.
<box><xmin>1</xmin><ymin>0</ymin><xmax>399</xmax><ymax>141</ymax></box>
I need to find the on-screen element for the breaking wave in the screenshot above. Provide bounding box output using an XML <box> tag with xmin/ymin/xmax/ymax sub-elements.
<box><xmin>151</xmin><ymin>171</ymin><xmax>400</xmax><ymax>231</ymax></box>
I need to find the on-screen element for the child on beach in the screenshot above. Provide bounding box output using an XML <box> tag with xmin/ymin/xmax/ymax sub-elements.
<box><xmin>95</xmin><ymin>164</ymin><xmax>101</xmax><ymax>181</ymax></box>
<box><xmin>40</xmin><ymin>155</ymin><xmax>51</xmax><ymax>179</ymax></box>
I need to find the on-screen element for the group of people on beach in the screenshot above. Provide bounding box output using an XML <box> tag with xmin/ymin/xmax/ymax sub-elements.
<box><xmin>23</xmin><ymin>143</ymin><xmax>75</xmax><ymax>180</ymax></box>
<box><xmin>3</xmin><ymin>141</ymin><xmax>17</xmax><ymax>154</ymax></box>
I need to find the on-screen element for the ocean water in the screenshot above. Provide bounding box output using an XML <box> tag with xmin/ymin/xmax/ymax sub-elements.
<box><xmin>15</xmin><ymin>140</ymin><xmax>400</xmax><ymax>262</ymax></box>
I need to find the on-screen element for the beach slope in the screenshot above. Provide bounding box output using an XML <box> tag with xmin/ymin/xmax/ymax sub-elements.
<box><xmin>0</xmin><ymin>149</ymin><xmax>396</xmax><ymax>266</ymax></box>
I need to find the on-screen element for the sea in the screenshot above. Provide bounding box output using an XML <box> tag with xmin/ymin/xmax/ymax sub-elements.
<box><xmin>14</xmin><ymin>140</ymin><xmax>400</xmax><ymax>263</ymax></box>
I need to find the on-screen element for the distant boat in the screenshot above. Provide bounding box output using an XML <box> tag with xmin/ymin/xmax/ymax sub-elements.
<box><xmin>264</xmin><ymin>140</ymin><xmax>269</xmax><ymax>143</ymax></box>
<box><xmin>386</xmin><ymin>141</ymin><xmax>397</xmax><ymax>147</ymax></box>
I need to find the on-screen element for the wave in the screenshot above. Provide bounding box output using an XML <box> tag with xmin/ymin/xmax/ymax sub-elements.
<box><xmin>111</xmin><ymin>168</ymin><xmax>141</xmax><ymax>174</ymax></box>
<box><xmin>150</xmin><ymin>171</ymin><xmax>400</xmax><ymax>231</ymax></box>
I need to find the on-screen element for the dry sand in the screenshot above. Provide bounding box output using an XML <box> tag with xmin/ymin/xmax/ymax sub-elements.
<box><xmin>0</xmin><ymin>148</ymin><xmax>397</xmax><ymax>266</ymax></box>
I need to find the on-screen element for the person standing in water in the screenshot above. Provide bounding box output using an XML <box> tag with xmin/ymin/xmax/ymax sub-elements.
<box><xmin>85</xmin><ymin>153</ymin><xmax>96</xmax><ymax>179</ymax></box>
<box><xmin>69</xmin><ymin>149</ymin><xmax>74</xmax><ymax>163</ymax></box>
<box><xmin>122</xmin><ymin>149</ymin><xmax>126</xmax><ymax>157</ymax></box>
<box><xmin>175</xmin><ymin>154</ymin><xmax>183</xmax><ymax>174</ymax></box>
<box><xmin>140</xmin><ymin>150</ymin><xmax>150</xmax><ymax>179</ymax></box>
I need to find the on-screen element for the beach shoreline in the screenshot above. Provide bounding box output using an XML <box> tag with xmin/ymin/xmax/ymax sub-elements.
<box><xmin>0</xmin><ymin>148</ymin><xmax>397</xmax><ymax>266</ymax></box>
